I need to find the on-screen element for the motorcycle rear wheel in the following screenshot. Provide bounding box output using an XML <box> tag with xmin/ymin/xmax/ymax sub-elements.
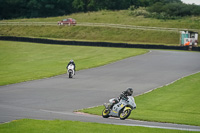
<box><xmin>102</xmin><ymin>108</ymin><xmax>110</xmax><ymax>118</ymax></box>
<box><xmin>119</xmin><ymin>109</ymin><xmax>131</xmax><ymax>120</ymax></box>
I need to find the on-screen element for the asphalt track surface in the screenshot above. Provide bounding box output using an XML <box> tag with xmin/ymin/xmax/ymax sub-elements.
<box><xmin>0</xmin><ymin>50</ymin><xmax>200</xmax><ymax>131</ymax></box>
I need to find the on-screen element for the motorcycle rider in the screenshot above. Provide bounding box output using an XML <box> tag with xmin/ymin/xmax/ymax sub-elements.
<box><xmin>106</xmin><ymin>88</ymin><xmax>133</xmax><ymax>111</ymax></box>
<box><xmin>67</xmin><ymin>59</ymin><xmax>76</xmax><ymax>74</ymax></box>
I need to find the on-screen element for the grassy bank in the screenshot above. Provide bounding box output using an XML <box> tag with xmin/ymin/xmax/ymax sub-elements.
<box><xmin>0</xmin><ymin>25</ymin><xmax>180</xmax><ymax>45</ymax></box>
<box><xmin>2</xmin><ymin>10</ymin><xmax>200</xmax><ymax>29</ymax></box>
<box><xmin>0</xmin><ymin>40</ymin><xmax>147</xmax><ymax>85</ymax></box>
<box><xmin>1</xmin><ymin>10</ymin><xmax>199</xmax><ymax>45</ymax></box>
<box><xmin>0</xmin><ymin>119</ymin><xmax>195</xmax><ymax>133</ymax></box>
<box><xmin>81</xmin><ymin>72</ymin><xmax>200</xmax><ymax>126</ymax></box>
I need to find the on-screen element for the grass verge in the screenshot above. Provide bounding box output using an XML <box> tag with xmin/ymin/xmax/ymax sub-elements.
<box><xmin>0</xmin><ymin>25</ymin><xmax>180</xmax><ymax>45</ymax></box>
<box><xmin>0</xmin><ymin>40</ymin><xmax>147</xmax><ymax>85</ymax></box>
<box><xmin>80</xmin><ymin>72</ymin><xmax>200</xmax><ymax>126</ymax></box>
<box><xmin>0</xmin><ymin>119</ymin><xmax>196</xmax><ymax>133</ymax></box>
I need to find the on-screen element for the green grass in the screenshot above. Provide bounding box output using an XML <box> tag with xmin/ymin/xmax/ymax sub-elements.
<box><xmin>0</xmin><ymin>25</ymin><xmax>180</xmax><ymax>45</ymax></box>
<box><xmin>0</xmin><ymin>119</ymin><xmax>195</xmax><ymax>133</ymax></box>
<box><xmin>0</xmin><ymin>40</ymin><xmax>147</xmax><ymax>85</ymax></box>
<box><xmin>1</xmin><ymin>10</ymin><xmax>199</xmax><ymax>45</ymax></box>
<box><xmin>80</xmin><ymin>72</ymin><xmax>200</xmax><ymax>126</ymax></box>
<box><xmin>2</xmin><ymin>10</ymin><xmax>200</xmax><ymax>29</ymax></box>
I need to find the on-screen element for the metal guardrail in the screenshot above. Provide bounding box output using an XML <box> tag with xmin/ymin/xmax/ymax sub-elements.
<box><xmin>0</xmin><ymin>22</ymin><xmax>199</xmax><ymax>32</ymax></box>
<box><xmin>0</xmin><ymin>22</ymin><xmax>56</xmax><ymax>25</ymax></box>
<box><xmin>78</xmin><ymin>22</ymin><xmax>200</xmax><ymax>32</ymax></box>
<box><xmin>77</xmin><ymin>22</ymin><xmax>179</xmax><ymax>31</ymax></box>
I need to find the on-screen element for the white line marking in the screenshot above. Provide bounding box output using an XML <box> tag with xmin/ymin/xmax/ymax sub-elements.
<box><xmin>112</xmin><ymin>123</ymin><xmax>200</xmax><ymax>131</ymax></box>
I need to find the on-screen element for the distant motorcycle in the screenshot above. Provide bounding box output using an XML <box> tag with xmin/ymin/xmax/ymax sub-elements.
<box><xmin>67</xmin><ymin>64</ymin><xmax>75</xmax><ymax>78</ymax></box>
<box><xmin>102</xmin><ymin>96</ymin><xmax>136</xmax><ymax>120</ymax></box>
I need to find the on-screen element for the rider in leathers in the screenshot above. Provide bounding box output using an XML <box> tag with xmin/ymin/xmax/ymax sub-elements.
<box><xmin>106</xmin><ymin>88</ymin><xmax>133</xmax><ymax>111</ymax></box>
<box><xmin>67</xmin><ymin>60</ymin><xmax>76</xmax><ymax>74</ymax></box>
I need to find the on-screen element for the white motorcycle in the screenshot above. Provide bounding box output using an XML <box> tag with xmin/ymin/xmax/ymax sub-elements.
<box><xmin>102</xmin><ymin>96</ymin><xmax>136</xmax><ymax>120</ymax></box>
<box><xmin>67</xmin><ymin>64</ymin><xmax>75</xmax><ymax>78</ymax></box>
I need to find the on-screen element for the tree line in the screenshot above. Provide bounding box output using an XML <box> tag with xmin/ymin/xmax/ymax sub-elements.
<box><xmin>148</xmin><ymin>2</ymin><xmax>200</xmax><ymax>18</ymax></box>
<box><xmin>0</xmin><ymin>0</ymin><xmax>199</xmax><ymax>20</ymax></box>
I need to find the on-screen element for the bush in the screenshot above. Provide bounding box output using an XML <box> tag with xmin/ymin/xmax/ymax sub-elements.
<box><xmin>129</xmin><ymin>7</ymin><xmax>150</xmax><ymax>17</ymax></box>
<box><xmin>148</xmin><ymin>2</ymin><xmax>200</xmax><ymax>19</ymax></box>
<box><xmin>128</xmin><ymin>5</ymin><xmax>136</xmax><ymax>11</ymax></box>
<box><xmin>149</xmin><ymin>12</ymin><xmax>180</xmax><ymax>20</ymax></box>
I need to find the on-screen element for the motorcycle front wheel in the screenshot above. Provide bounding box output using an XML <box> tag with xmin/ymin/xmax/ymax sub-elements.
<box><xmin>69</xmin><ymin>72</ymin><xmax>72</xmax><ymax>78</ymax></box>
<box><xmin>102</xmin><ymin>108</ymin><xmax>110</xmax><ymax>118</ymax></box>
<box><xmin>119</xmin><ymin>109</ymin><xmax>131</xmax><ymax>120</ymax></box>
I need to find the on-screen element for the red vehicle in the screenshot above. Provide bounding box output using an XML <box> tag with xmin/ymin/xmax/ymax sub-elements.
<box><xmin>58</xmin><ymin>18</ymin><xmax>76</xmax><ymax>26</ymax></box>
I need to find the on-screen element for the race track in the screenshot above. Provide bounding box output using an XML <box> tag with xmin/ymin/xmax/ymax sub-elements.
<box><xmin>0</xmin><ymin>50</ymin><xmax>200</xmax><ymax>131</ymax></box>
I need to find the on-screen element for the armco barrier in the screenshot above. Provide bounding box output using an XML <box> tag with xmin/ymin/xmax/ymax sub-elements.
<box><xmin>0</xmin><ymin>36</ymin><xmax>199</xmax><ymax>51</ymax></box>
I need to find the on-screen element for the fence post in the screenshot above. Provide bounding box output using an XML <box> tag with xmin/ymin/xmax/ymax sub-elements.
<box><xmin>188</xmin><ymin>45</ymin><xmax>192</xmax><ymax>51</ymax></box>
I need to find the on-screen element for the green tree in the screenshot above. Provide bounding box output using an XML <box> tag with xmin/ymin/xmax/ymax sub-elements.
<box><xmin>148</xmin><ymin>2</ymin><xmax>164</xmax><ymax>13</ymax></box>
<box><xmin>73</xmin><ymin>0</ymin><xmax>88</xmax><ymax>12</ymax></box>
<box><xmin>190</xmin><ymin>4</ymin><xmax>200</xmax><ymax>16</ymax></box>
<box><xmin>163</xmin><ymin>3</ymin><xmax>191</xmax><ymax>16</ymax></box>
<box><xmin>0</xmin><ymin>0</ymin><xmax>8</xmax><ymax>19</ymax></box>
<box><xmin>27</xmin><ymin>0</ymin><xmax>42</xmax><ymax>17</ymax></box>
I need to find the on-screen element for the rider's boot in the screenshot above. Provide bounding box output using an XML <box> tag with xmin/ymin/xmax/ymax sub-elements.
<box><xmin>104</xmin><ymin>103</ymin><xmax>111</xmax><ymax>113</ymax></box>
<box><xmin>106</xmin><ymin>103</ymin><xmax>114</xmax><ymax>112</ymax></box>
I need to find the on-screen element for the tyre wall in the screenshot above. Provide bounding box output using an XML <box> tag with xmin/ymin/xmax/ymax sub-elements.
<box><xmin>0</xmin><ymin>36</ymin><xmax>199</xmax><ymax>51</ymax></box>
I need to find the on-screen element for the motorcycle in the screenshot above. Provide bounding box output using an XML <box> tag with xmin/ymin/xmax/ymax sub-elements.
<box><xmin>102</xmin><ymin>96</ymin><xmax>136</xmax><ymax>120</ymax></box>
<box><xmin>67</xmin><ymin>64</ymin><xmax>75</xmax><ymax>78</ymax></box>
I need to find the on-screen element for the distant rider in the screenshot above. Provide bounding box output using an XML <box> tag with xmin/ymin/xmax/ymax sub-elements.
<box><xmin>106</xmin><ymin>88</ymin><xmax>134</xmax><ymax>111</ymax></box>
<box><xmin>67</xmin><ymin>59</ymin><xmax>76</xmax><ymax>74</ymax></box>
